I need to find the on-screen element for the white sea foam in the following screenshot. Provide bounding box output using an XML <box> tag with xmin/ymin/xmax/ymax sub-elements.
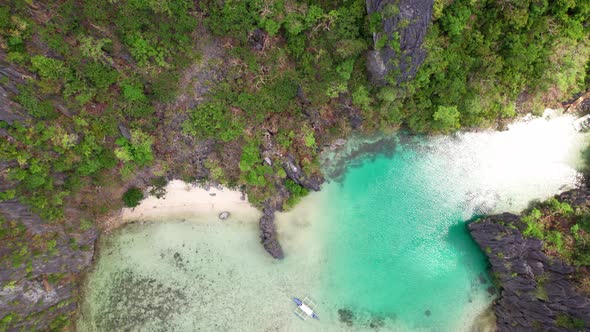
<box><xmin>421</xmin><ymin>110</ymin><xmax>587</xmax><ymax>217</ymax></box>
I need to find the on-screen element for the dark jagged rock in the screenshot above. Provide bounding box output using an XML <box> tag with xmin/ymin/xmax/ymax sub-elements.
<box><xmin>249</xmin><ymin>28</ymin><xmax>266</xmax><ymax>51</ymax></box>
<box><xmin>0</xmin><ymin>85</ymin><xmax>27</xmax><ymax>125</ymax></box>
<box><xmin>118</xmin><ymin>123</ymin><xmax>132</xmax><ymax>140</ymax></box>
<box><xmin>258</xmin><ymin>155</ymin><xmax>324</xmax><ymax>259</ymax></box>
<box><xmin>469</xmin><ymin>208</ymin><xmax>590</xmax><ymax>332</ymax></box>
<box><xmin>281</xmin><ymin>154</ymin><xmax>323</xmax><ymax>192</ymax></box>
<box><xmin>366</xmin><ymin>0</ymin><xmax>434</xmax><ymax>85</ymax></box>
<box><xmin>0</xmin><ymin>201</ymin><xmax>98</xmax><ymax>331</ymax></box>
<box><xmin>0</xmin><ymin>65</ymin><xmax>28</xmax><ymax>124</ymax></box>
<box><xmin>258</xmin><ymin>204</ymin><xmax>284</xmax><ymax>259</ymax></box>
<box><xmin>0</xmin><ymin>161</ymin><xmax>98</xmax><ymax>330</ymax></box>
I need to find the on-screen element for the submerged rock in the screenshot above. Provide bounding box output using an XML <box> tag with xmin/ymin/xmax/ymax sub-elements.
<box><xmin>469</xmin><ymin>203</ymin><xmax>590</xmax><ymax>331</ymax></box>
<box><xmin>368</xmin><ymin>314</ymin><xmax>385</xmax><ymax>329</ymax></box>
<box><xmin>88</xmin><ymin>269</ymin><xmax>190</xmax><ymax>330</ymax></box>
<box><xmin>338</xmin><ymin>308</ymin><xmax>355</xmax><ymax>326</ymax></box>
<box><xmin>366</xmin><ymin>0</ymin><xmax>434</xmax><ymax>85</ymax></box>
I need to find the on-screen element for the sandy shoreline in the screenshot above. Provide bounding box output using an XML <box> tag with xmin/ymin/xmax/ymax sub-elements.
<box><xmin>104</xmin><ymin>180</ymin><xmax>262</xmax><ymax>230</ymax></box>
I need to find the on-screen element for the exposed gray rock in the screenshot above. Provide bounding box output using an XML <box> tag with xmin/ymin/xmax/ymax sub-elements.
<box><xmin>281</xmin><ymin>154</ymin><xmax>323</xmax><ymax>191</ymax></box>
<box><xmin>0</xmin><ymin>205</ymin><xmax>97</xmax><ymax>331</ymax></box>
<box><xmin>0</xmin><ymin>159</ymin><xmax>98</xmax><ymax>331</ymax></box>
<box><xmin>0</xmin><ymin>64</ymin><xmax>29</xmax><ymax>125</ymax></box>
<box><xmin>366</xmin><ymin>0</ymin><xmax>434</xmax><ymax>85</ymax></box>
<box><xmin>258</xmin><ymin>154</ymin><xmax>324</xmax><ymax>259</ymax></box>
<box><xmin>249</xmin><ymin>28</ymin><xmax>266</xmax><ymax>51</ymax></box>
<box><xmin>0</xmin><ymin>86</ymin><xmax>28</xmax><ymax>125</ymax></box>
<box><xmin>118</xmin><ymin>123</ymin><xmax>132</xmax><ymax>140</ymax></box>
<box><xmin>469</xmin><ymin>209</ymin><xmax>590</xmax><ymax>331</ymax></box>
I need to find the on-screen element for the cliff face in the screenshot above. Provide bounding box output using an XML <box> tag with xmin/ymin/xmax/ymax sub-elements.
<box><xmin>365</xmin><ymin>0</ymin><xmax>434</xmax><ymax>85</ymax></box>
<box><xmin>0</xmin><ymin>66</ymin><xmax>98</xmax><ymax>330</ymax></box>
<box><xmin>469</xmin><ymin>189</ymin><xmax>590</xmax><ymax>331</ymax></box>
<box><xmin>0</xmin><ymin>199</ymin><xmax>98</xmax><ymax>330</ymax></box>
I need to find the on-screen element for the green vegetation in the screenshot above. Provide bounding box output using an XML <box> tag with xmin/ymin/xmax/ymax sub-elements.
<box><xmin>122</xmin><ymin>187</ymin><xmax>144</xmax><ymax>208</ymax></box>
<box><xmin>182</xmin><ymin>102</ymin><xmax>242</xmax><ymax>142</ymax></box>
<box><xmin>0</xmin><ymin>0</ymin><xmax>185</xmax><ymax>222</ymax></box>
<box><xmin>523</xmin><ymin>208</ymin><xmax>544</xmax><ymax>239</ymax></box>
<box><xmin>399</xmin><ymin>0</ymin><xmax>590</xmax><ymax>131</ymax></box>
<box><xmin>238</xmin><ymin>140</ymin><xmax>275</xmax><ymax>206</ymax></box>
<box><xmin>48</xmin><ymin>314</ymin><xmax>70</xmax><ymax>330</ymax></box>
<box><xmin>178</xmin><ymin>0</ymin><xmax>372</xmax><ymax>202</ymax></box>
<box><xmin>555</xmin><ymin>313</ymin><xmax>585</xmax><ymax>329</ymax></box>
<box><xmin>149</xmin><ymin>177</ymin><xmax>168</xmax><ymax>199</ymax></box>
<box><xmin>284</xmin><ymin>179</ymin><xmax>309</xmax><ymax>210</ymax></box>
<box><xmin>1</xmin><ymin>0</ymin><xmax>588</xmax><ymax>224</ymax></box>
<box><xmin>1</xmin><ymin>312</ymin><xmax>19</xmax><ymax>331</ymax></box>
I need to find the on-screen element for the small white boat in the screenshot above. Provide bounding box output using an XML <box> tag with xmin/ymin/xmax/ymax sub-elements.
<box><xmin>293</xmin><ymin>296</ymin><xmax>319</xmax><ymax>320</ymax></box>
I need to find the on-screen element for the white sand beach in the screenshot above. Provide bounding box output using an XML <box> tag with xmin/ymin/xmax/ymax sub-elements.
<box><xmin>120</xmin><ymin>180</ymin><xmax>262</xmax><ymax>223</ymax></box>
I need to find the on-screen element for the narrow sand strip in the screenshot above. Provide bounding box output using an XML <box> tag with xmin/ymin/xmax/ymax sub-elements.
<box><xmin>121</xmin><ymin>180</ymin><xmax>262</xmax><ymax>223</ymax></box>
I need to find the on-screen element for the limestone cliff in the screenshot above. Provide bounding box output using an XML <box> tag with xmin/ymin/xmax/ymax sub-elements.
<box><xmin>365</xmin><ymin>0</ymin><xmax>434</xmax><ymax>85</ymax></box>
<box><xmin>469</xmin><ymin>189</ymin><xmax>590</xmax><ymax>331</ymax></box>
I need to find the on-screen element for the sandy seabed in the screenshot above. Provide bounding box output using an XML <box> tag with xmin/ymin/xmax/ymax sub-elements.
<box><xmin>78</xmin><ymin>180</ymin><xmax>335</xmax><ymax>331</ymax></box>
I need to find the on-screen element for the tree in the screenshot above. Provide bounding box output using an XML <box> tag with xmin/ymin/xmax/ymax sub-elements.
<box><xmin>433</xmin><ymin>105</ymin><xmax>460</xmax><ymax>132</ymax></box>
<box><xmin>122</xmin><ymin>187</ymin><xmax>144</xmax><ymax>207</ymax></box>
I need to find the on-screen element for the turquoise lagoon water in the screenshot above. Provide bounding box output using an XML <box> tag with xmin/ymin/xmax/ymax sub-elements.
<box><xmin>78</xmin><ymin>113</ymin><xmax>588</xmax><ymax>331</ymax></box>
<box><xmin>318</xmin><ymin>147</ymin><xmax>493</xmax><ymax>330</ymax></box>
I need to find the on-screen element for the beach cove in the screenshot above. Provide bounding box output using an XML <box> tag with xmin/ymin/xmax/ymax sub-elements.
<box><xmin>77</xmin><ymin>112</ymin><xmax>589</xmax><ymax>331</ymax></box>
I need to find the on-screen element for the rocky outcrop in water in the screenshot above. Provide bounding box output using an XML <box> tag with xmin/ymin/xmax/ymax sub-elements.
<box><xmin>259</xmin><ymin>205</ymin><xmax>284</xmax><ymax>259</ymax></box>
<box><xmin>469</xmin><ymin>209</ymin><xmax>590</xmax><ymax>331</ymax></box>
<box><xmin>258</xmin><ymin>155</ymin><xmax>325</xmax><ymax>259</ymax></box>
<box><xmin>366</xmin><ymin>0</ymin><xmax>434</xmax><ymax>85</ymax></box>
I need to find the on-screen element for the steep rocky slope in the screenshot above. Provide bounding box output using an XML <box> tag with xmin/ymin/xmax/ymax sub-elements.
<box><xmin>469</xmin><ymin>188</ymin><xmax>590</xmax><ymax>331</ymax></box>
<box><xmin>0</xmin><ymin>164</ymin><xmax>98</xmax><ymax>330</ymax></box>
<box><xmin>366</xmin><ymin>0</ymin><xmax>434</xmax><ymax>85</ymax></box>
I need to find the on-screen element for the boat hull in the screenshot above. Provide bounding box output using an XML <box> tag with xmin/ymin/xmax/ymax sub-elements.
<box><xmin>292</xmin><ymin>297</ymin><xmax>319</xmax><ymax>320</ymax></box>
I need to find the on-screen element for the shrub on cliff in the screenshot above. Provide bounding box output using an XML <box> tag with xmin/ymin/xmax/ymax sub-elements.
<box><xmin>284</xmin><ymin>179</ymin><xmax>309</xmax><ymax>210</ymax></box>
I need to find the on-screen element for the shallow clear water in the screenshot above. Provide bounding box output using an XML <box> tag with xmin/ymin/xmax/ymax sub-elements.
<box><xmin>78</xmin><ymin>113</ymin><xmax>588</xmax><ymax>331</ymax></box>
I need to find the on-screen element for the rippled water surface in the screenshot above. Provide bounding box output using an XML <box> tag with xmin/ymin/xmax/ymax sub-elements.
<box><xmin>78</xmin><ymin>112</ymin><xmax>588</xmax><ymax>331</ymax></box>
